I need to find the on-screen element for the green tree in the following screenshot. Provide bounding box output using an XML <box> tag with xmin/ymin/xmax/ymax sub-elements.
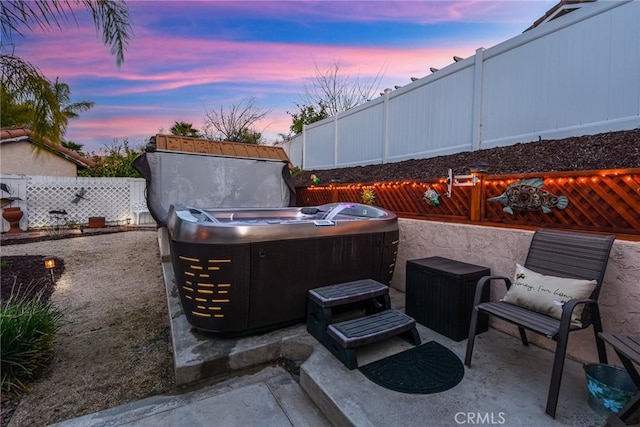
<box><xmin>1</xmin><ymin>77</ymin><xmax>95</xmax><ymax>144</ymax></box>
<box><xmin>79</xmin><ymin>139</ymin><xmax>144</xmax><ymax>177</ymax></box>
<box><xmin>0</xmin><ymin>83</ymin><xmax>34</xmax><ymax>127</ymax></box>
<box><xmin>54</xmin><ymin>78</ymin><xmax>95</xmax><ymax>127</ymax></box>
<box><xmin>170</xmin><ymin>121</ymin><xmax>200</xmax><ymax>137</ymax></box>
<box><xmin>61</xmin><ymin>140</ymin><xmax>85</xmax><ymax>155</ymax></box>
<box><xmin>287</xmin><ymin>102</ymin><xmax>328</xmax><ymax>135</ymax></box>
<box><xmin>0</xmin><ymin>0</ymin><xmax>131</xmax><ymax>143</ymax></box>
<box><xmin>239</xmin><ymin>128</ymin><xmax>263</xmax><ymax>144</ymax></box>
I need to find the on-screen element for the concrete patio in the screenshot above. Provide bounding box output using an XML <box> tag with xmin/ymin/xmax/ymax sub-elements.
<box><xmin>52</xmin><ymin>230</ymin><xmax>611</xmax><ymax>427</ymax></box>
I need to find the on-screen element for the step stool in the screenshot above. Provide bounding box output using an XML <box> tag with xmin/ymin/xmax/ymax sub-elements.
<box><xmin>306</xmin><ymin>279</ymin><xmax>421</xmax><ymax>370</ymax></box>
<box><xmin>307</xmin><ymin>279</ymin><xmax>391</xmax><ymax>345</ymax></box>
<box><xmin>327</xmin><ymin>309</ymin><xmax>420</xmax><ymax>369</ymax></box>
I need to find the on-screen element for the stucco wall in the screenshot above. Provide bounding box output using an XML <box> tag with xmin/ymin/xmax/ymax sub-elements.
<box><xmin>391</xmin><ymin>219</ymin><xmax>640</xmax><ymax>364</ymax></box>
<box><xmin>0</xmin><ymin>142</ymin><xmax>77</xmax><ymax>176</ymax></box>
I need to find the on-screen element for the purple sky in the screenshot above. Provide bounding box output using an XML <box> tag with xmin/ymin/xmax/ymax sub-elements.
<box><xmin>8</xmin><ymin>1</ymin><xmax>558</xmax><ymax>153</ymax></box>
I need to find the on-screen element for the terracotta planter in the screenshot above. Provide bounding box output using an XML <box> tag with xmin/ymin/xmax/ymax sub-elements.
<box><xmin>2</xmin><ymin>206</ymin><xmax>24</xmax><ymax>234</ymax></box>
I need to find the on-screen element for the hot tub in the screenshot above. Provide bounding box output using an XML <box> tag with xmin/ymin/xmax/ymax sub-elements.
<box><xmin>167</xmin><ymin>202</ymin><xmax>399</xmax><ymax>335</ymax></box>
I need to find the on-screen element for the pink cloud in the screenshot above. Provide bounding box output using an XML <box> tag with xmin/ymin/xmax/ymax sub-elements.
<box><xmin>19</xmin><ymin>26</ymin><xmax>475</xmax><ymax>97</ymax></box>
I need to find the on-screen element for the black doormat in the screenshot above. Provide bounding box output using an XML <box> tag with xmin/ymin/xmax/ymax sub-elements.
<box><xmin>358</xmin><ymin>341</ymin><xmax>464</xmax><ymax>394</ymax></box>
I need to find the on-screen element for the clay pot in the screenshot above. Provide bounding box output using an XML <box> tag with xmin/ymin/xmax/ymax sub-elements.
<box><xmin>2</xmin><ymin>206</ymin><xmax>24</xmax><ymax>234</ymax></box>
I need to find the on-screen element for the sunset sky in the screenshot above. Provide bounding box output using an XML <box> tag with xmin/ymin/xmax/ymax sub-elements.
<box><xmin>7</xmin><ymin>0</ymin><xmax>558</xmax><ymax>153</ymax></box>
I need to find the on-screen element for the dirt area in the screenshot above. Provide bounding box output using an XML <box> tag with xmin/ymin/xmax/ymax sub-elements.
<box><xmin>292</xmin><ymin>128</ymin><xmax>640</xmax><ymax>186</ymax></box>
<box><xmin>0</xmin><ymin>230</ymin><xmax>174</xmax><ymax>427</ymax></box>
<box><xmin>1</xmin><ymin>256</ymin><xmax>65</xmax><ymax>302</ymax></box>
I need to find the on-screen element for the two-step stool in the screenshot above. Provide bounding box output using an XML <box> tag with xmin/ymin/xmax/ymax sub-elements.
<box><xmin>307</xmin><ymin>279</ymin><xmax>421</xmax><ymax>369</ymax></box>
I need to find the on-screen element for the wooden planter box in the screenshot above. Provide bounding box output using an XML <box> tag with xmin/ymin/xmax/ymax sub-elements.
<box><xmin>88</xmin><ymin>216</ymin><xmax>105</xmax><ymax>228</ymax></box>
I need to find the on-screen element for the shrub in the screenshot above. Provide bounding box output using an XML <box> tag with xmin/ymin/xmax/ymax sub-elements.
<box><xmin>1</xmin><ymin>287</ymin><xmax>63</xmax><ymax>397</ymax></box>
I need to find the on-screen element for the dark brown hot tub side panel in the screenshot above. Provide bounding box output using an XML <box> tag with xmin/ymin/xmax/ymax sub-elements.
<box><xmin>380</xmin><ymin>229</ymin><xmax>400</xmax><ymax>285</ymax></box>
<box><xmin>170</xmin><ymin>240</ymin><xmax>252</xmax><ymax>332</ymax></box>
<box><xmin>170</xmin><ymin>229</ymin><xmax>399</xmax><ymax>335</ymax></box>
<box><xmin>247</xmin><ymin>231</ymin><xmax>398</xmax><ymax>330</ymax></box>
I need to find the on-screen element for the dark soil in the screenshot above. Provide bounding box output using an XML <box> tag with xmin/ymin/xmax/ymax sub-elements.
<box><xmin>0</xmin><ymin>255</ymin><xmax>65</xmax><ymax>426</ymax></box>
<box><xmin>0</xmin><ymin>256</ymin><xmax>65</xmax><ymax>303</ymax></box>
<box><xmin>292</xmin><ymin>128</ymin><xmax>640</xmax><ymax>186</ymax></box>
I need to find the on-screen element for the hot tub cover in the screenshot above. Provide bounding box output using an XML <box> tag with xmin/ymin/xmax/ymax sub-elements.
<box><xmin>133</xmin><ymin>146</ymin><xmax>295</xmax><ymax>226</ymax></box>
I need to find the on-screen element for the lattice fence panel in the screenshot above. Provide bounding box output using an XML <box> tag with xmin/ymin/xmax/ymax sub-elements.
<box><xmin>482</xmin><ymin>171</ymin><xmax>640</xmax><ymax>233</ymax></box>
<box><xmin>296</xmin><ymin>180</ymin><xmax>471</xmax><ymax>219</ymax></box>
<box><xmin>295</xmin><ymin>169</ymin><xmax>639</xmax><ymax>236</ymax></box>
<box><xmin>296</xmin><ymin>187</ymin><xmax>333</xmax><ymax>206</ymax></box>
<box><xmin>27</xmin><ymin>177</ymin><xmax>132</xmax><ymax>228</ymax></box>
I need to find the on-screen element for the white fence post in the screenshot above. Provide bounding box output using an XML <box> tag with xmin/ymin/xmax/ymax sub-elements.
<box><xmin>472</xmin><ymin>47</ymin><xmax>485</xmax><ymax>151</ymax></box>
<box><xmin>302</xmin><ymin>124</ymin><xmax>307</xmax><ymax>170</ymax></box>
<box><xmin>383</xmin><ymin>87</ymin><xmax>392</xmax><ymax>163</ymax></box>
<box><xmin>333</xmin><ymin>115</ymin><xmax>339</xmax><ymax>168</ymax></box>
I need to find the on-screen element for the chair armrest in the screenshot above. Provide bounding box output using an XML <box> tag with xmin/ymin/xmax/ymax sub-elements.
<box><xmin>473</xmin><ymin>275</ymin><xmax>512</xmax><ymax>306</ymax></box>
<box><xmin>559</xmin><ymin>297</ymin><xmax>596</xmax><ymax>330</ymax></box>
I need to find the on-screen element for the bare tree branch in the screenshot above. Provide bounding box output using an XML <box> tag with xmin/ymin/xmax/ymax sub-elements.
<box><xmin>203</xmin><ymin>97</ymin><xmax>271</xmax><ymax>143</ymax></box>
<box><xmin>303</xmin><ymin>59</ymin><xmax>385</xmax><ymax>116</ymax></box>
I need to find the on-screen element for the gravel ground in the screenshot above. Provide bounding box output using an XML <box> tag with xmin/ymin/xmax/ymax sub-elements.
<box><xmin>0</xmin><ymin>230</ymin><xmax>174</xmax><ymax>427</ymax></box>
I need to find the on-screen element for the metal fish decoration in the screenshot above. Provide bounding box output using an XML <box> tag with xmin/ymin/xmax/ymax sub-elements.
<box><xmin>487</xmin><ymin>178</ymin><xmax>568</xmax><ymax>215</ymax></box>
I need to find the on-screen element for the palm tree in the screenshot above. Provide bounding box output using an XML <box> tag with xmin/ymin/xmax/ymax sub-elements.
<box><xmin>0</xmin><ymin>1</ymin><xmax>131</xmax><ymax>143</ymax></box>
<box><xmin>170</xmin><ymin>121</ymin><xmax>201</xmax><ymax>138</ymax></box>
<box><xmin>61</xmin><ymin>141</ymin><xmax>85</xmax><ymax>155</ymax></box>
<box><xmin>1</xmin><ymin>76</ymin><xmax>96</xmax><ymax>144</ymax></box>
<box><xmin>54</xmin><ymin>78</ymin><xmax>95</xmax><ymax>136</ymax></box>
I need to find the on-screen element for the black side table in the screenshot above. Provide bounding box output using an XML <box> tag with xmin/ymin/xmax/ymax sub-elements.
<box><xmin>406</xmin><ymin>256</ymin><xmax>490</xmax><ymax>341</ymax></box>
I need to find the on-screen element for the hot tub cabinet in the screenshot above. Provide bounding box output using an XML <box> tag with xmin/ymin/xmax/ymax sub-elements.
<box><xmin>167</xmin><ymin>203</ymin><xmax>399</xmax><ymax>335</ymax></box>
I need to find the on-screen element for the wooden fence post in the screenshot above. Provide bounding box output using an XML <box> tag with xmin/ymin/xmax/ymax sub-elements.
<box><xmin>331</xmin><ymin>184</ymin><xmax>339</xmax><ymax>203</ymax></box>
<box><xmin>469</xmin><ymin>172</ymin><xmax>486</xmax><ymax>222</ymax></box>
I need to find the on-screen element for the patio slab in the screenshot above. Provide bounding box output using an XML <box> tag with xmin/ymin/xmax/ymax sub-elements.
<box><xmin>54</xmin><ymin>228</ymin><xmax>609</xmax><ymax>426</ymax></box>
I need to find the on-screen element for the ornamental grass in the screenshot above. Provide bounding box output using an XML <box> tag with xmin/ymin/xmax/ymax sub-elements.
<box><xmin>1</xmin><ymin>282</ymin><xmax>63</xmax><ymax>397</ymax></box>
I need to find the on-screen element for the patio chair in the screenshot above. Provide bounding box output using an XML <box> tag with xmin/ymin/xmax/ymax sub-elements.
<box><xmin>464</xmin><ymin>228</ymin><xmax>615</xmax><ymax>418</ymax></box>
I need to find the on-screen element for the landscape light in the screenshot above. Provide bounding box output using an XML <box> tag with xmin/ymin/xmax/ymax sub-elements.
<box><xmin>44</xmin><ymin>257</ymin><xmax>56</xmax><ymax>282</ymax></box>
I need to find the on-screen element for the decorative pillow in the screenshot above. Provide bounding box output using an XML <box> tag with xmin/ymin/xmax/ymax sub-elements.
<box><xmin>501</xmin><ymin>264</ymin><xmax>597</xmax><ymax>326</ymax></box>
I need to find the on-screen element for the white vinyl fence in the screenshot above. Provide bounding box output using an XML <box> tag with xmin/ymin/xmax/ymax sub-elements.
<box><xmin>282</xmin><ymin>0</ymin><xmax>640</xmax><ymax>170</ymax></box>
<box><xmin>1</xmin><ymin>175</ymin><xmax>153</xmax><ymax>232</ymax></box>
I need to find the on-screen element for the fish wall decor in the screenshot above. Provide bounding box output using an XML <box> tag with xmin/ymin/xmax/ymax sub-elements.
<box><xmin>487</xmin><ymin>178</ymin><xmax>568</xmax><ymax>215</ymax></box>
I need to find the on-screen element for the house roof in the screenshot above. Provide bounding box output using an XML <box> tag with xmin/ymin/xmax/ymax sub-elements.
<box><xmin>0</xmin><ymin>127</ymin><xmax>95</xmax><ymax>169</ymax></box>
<box><xmin>525</xmin><ymin>0</ymin><xmax>596</xmax><ymax>32</ymax></box>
